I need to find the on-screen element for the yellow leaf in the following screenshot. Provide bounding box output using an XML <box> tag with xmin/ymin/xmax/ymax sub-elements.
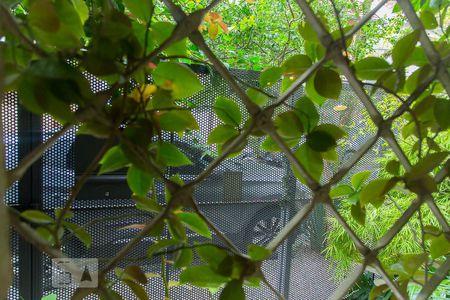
<box><xmin>131</xmin><ymin>84</ymin><xmax>157</xmax><ymax>102</ymax></box>
<box><xmin>208</xmin><ymin>22</ymin><xmax>219</xmax><ymax>40</ymax></box>
<box><xmin>246</xmin><ymin>0</ymin><xmax>256</xmax><ymax>3</ymax></box>
<box><xmin>218</xmin><ymin>20</ymin><xmax>229</xmax><ymax>33</ymax></box>
<box><xmin>204</xmin><ymin>13</ymin><xmax>212</xmax><ymax>23</ymax></box>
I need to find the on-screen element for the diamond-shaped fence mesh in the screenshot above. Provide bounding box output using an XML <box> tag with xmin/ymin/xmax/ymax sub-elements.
<box><xmin>3</xmin><ymin>0</ymin><xmax>450</xmax><ymax>299</ymax></box>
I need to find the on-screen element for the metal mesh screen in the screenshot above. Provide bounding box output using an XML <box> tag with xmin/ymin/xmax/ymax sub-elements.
<box><xmin>26</xmin><ymin>67</ymin><xmax>380</xmax><ymax>299</ymax></box>
<box><xmin>8</xmin><ymin>230</ymin><xmax>20</xmax><ymax>300</ymax></box>
<box><xmin>2</xmin><ymin>91</ymin><xmax>18</xmax><ymax>205</ymax></box>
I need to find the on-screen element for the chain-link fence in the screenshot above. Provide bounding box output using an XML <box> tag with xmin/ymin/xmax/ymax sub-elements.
<box><xmin>3</xmin><ymin>0</ymin><xmax>450</xmax><ymax>299</ymax></box>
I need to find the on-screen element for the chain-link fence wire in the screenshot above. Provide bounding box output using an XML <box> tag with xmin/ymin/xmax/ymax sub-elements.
<box><xmin>150</xmin><ymin>0</ymin><xmax>450</xmax><ymax>299</ymax></box>
<box><xmin>33</xmin><ymin>69</ymin><xmax>368</xmax><ymax>299</ymax></box>
<box><xmin>3</xmin><ymin>66</ymin><xmax>381</xmax><ymax>299</ymax></box>
<box><xmin>3</xmin><ymin>0</ymin><xmax>450</xmax><ymax>299</ymax></box>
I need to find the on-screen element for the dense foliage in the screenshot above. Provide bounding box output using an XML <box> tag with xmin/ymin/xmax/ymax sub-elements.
<box><xmin>0</xmin><ymin>0</ymin><xmax>449</xmax><ymax>299</ymax></box>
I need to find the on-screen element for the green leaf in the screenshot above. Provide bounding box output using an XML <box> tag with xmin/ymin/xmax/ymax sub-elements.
<box><xmin>385</xmin><ymin>160</ymin><xmax>401</xmax><ymax>176</ymax></box>
<box><xmin>174</xmin><ymin>248</ymin><xmax>193</xmax><ymax>268</ymax></box>
<box><xmin>314</xmin><ymin>68</ymin><xmax>342</xmax><ymax>100</ymax></box>
<box><xmin>122</xmin><ymin>280</ymin><xmax>148</xmax><ymax>300</ymax></box>
<box><xmin>281</xmin><ymin>55</ymin><xmax>312</xmax><ymax>76</ymax></box>
<box><xmin>219</xmin><ymin>135</ymin><xmax>247</xmax><ymax>158</ymax></box>
<box><xmin>260</xmin><ymin>67</ymin><xmax>282</xmax><ymax>87</ymax></box>
<box><xmin>132</xmin><ymin>195</ymin><xmax>162</xmax><ymax>213</ymax></box>
<box><xmin>430</xmin><ymin>234</ymin><xmax>450</xmax><ymax>259</ymax></box>
<box><xmin>322</xmin><ymin>147</ymin><xmax>338</xmax><ymax>161</ymax></box>
<box><xmin>294</xmin><ymin>97</ymin><xmax>319</xmax><ymax>133</ymax></box>
<box><xmin>147</xmin><ymin>239</ymin><xmax>180</xmax><ymax>257</ymax></box>
<box><xmin>420</xmin><ymin>9</ymin><xmax>438</xmax><ymax>29</ymax></box>
<box><xmin>298</xmin><ymin>21</ymin><xmax>319</xmax><ymax>43</ymax></box>
<box><xmin>246</xmin><ymin>88</ymin><xmax>269</xmax><ymax>107</ymax></box>
<box><xmin>71</xmin><ymin>0</ymin><xmax>89</xmax><ymax>24</ymax></box>
<box><xmin>196</xmin><ymin>245</ymin><xmax>228</xmax><ymax>269</ymax></box>
<box><xmin>248</xmin><ymin>244</ymin><xmax>272</xmax><ymax>261</ymax></box>
<box><xmin>153</xmin><ymin>62</ymin><xmax>203</xmax><ymax>99</ymax></box>
<box><xmin>373</xmin><ymin>70</ymin><xmax>405</xmax><ymax>94</ymax></box>
<box><xmin>30</xmin><ymin>0</ymin><xmax>85</xmax><ymax>51</ymax></box>
<box><xmin>159</xmin><ymin>110</ymin><xmax>199</xmax><ymax>132</ymax></box>
<box><xmin>29</xmin><ymin>0</ymin><xmax>60</xmax><ymax>32</ymax></box>
<box><xmin>305</xmin><ymin>75</ymin><xmax>326</xmax><ymax>105</ymax></box>
<box><xmin>123</xmin><ymin>265</ymin><xmax>148</xmax><ymax>284</ymax></box>
<box><xmin>214</xmin><ymin>96</ymin><xmax>242</xmax><ymax>126</ymax></box>
<box><xmin>55</xmin><ymin>208</ymin><xmax>73</xmax><ymax>220</ymax></box>
<box><xmin>434</xmin><ymin>99</ymin><xmax>450</xmax><ymax>130</ymax></box>
<box><xmin>406</xmin><ymin>174</ymin><xmax>438</xmax><ymax>194</ymax></box>
<box><xmin>154</xmin><ymin>142</ymin><xmax>192</xmax><ymax>167</ymax></box>
<box><xmin>392</xmin><ymin>31</ymin><xmax>420</xmax><ymax>68</ymax></box>
<box><xmin>208</xmin><ymin>125</ymin><xmax>239</xmax><ymax>145</ymax></box>
<box><xmin>41</xmin><ymin>294</ymin><xmax>57</xmax><ymax>300</ymax></box>
<box><xmin>176</xmin><ymin>212</ymin><xmax>211</xmax><ymax>239</ymax></box>
<box><xmin>405</xmin><ymin>65</ymin><xmax>432</xmax><ymax>94</ymax></box>
<box><xmin>329</xmin><ymin>185</ymin><xmax>354</xmax><ymax>198</ymax></box>
<box><xmin>99</xmin><ymin>146</ymin><xmax>129</xmax><ymax>175</ymax></box>
<box><xmin>391</xmin><ymin>253</ymin><xmax>428</xmax><ymax>278</ymax></box>
<box><xmin>63</xmin><ymin>221</ymin><xmax>92</xmax><ymax>248</ymax></box>
<box><xmin>354</xmin><ymin>57</ymin><xmax>392</xmax><ymax>80</ymax></box>
<box><xmin>274</xmin><ymin>111</ymin><xmax>303</xmax><ymax>138</ymax></box>
<box><xmin>351</xmin><ymin>202</ymin><xmax>366</xmax><ymax>226</ymax></box>
<box><xmin>167</xmin><ymin>216</ymin><xmax>187</xmax><ymax>240</ymax></box>
<box><xmin>291</xmin><ymin>143</ymin><xmax>323</xmax><ymax>184</ymax></box>
<box><xmin>260</xmin><ymin>136</ymin><xmax>299</xmax><ymax>152</ymax></box>
<box><xmin>127</xmin><ymin>166</ymin><xmax>153</xmax><ymax>197</ymax></box>
<box><xmin>151</xmin><ymin>22</ymin><xmax>187</xmax><ymax>56</ymax></box>
<box><xmin>21</xmin><ymin>210</ymin><xmax>54</xmax><ymax>224</ymax></box>
<box><xmin>351</xmin><ymin>171</ymin><xmax>371</xmax><ymax>190</ymax></box>
<box><xmin>180</xmin><ymin>266</ymin><xmax>230</xmax><ymax>288</ymax></box>
<box><xmin>314</xmin><ymin>124</ymin><xmax>346</xmax><ymax>140</ymax></box>
<box><xmin>360</xmin><ymin>178</ymin><xmax>398</xmax><ymax>208</ymax></box>
<box><xmin>220</xmin><ymin>280</ymin><xmax>245</xmax><ymax>300</ymax></box>
<box><xmin>426</xmin><ymin>137</ymin><xmax>441</xmax><ymax>152</ymax></box>
<box><xmin>407</xmin><ymin>152</ymin><xmax>449</xmax><ymax>180</ymax></box>
<box><xmin>124</xmin><ymin>0</ymin><xmax>152</xmax><ymax>22</ymax></box>
<box><xmin>280</xmin><ymin>76</ymin><xmax>297</xmax><ymax>93</ymax></box>
<box><xmin>404</xmin><ymin>47</ymin><xmax>428</xmax><ymax>67</ymax></box>
<box><xmin>244</xmin><ymin>276</ymin><xmax>261</xmax><ymax>288</ymax></box>
<box><xmin>35</xmin><ymin>227</ymin><xmax>52</xmax><ymax>244</ymax></box>
<box><xmin>18</xmin><ymin>58</ymin><xmax>90</xmax><ymax>123</ymax></box>
<box><xmin>306</xmin><ymin>130</ymin><xmax>336</xmax><ymax>152</ymax></box>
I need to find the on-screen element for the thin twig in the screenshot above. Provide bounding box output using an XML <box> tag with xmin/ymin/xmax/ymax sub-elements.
<box><xmin>7</xmin><ymin>124</ymin><xmax>72</xmax><ymax>187</ymax></box>
<box><xmin>191</xmin><ymin>200</ymin><xmax>242</xmax><ymax>255</ymax></box>
<box><xmin>54</xmin><ymin>137</ymin><xmax>113</xmax><ymax>247</ymax></box>
<box><xmin>260</xmin><ymin>269</ymin><xmax>286</xmax><ymax>300</ymax></box>
<box><xmin>0</xmin><ymin>3</ymin><xmax>47</xmax><ymax>57</ymax></box>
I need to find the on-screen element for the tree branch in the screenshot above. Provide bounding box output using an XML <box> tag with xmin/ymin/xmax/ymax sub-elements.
<box><xmin>0</xmin><ymin>46</ymin><xmax>12</xmax><ymax>300</ymax></box>
<box><xmin>0</xmin><ymin>3</ymin><xmax>47</xmax><ymax>57</ymax></box>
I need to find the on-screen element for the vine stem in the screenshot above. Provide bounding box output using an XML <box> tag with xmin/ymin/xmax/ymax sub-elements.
<box><xmin>260</xmin><ymin>269</ymin><xmax>286</xmax><ymax>300</ymax></box>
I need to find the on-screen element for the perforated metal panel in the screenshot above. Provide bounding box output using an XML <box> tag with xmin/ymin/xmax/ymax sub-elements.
<box><xmin>2</xmin><ymin>91</ymin><xmax>19</xmax><ymax>205</ymax></box>
<box><xmin>5</xmin><ymin>66</ymin><xmax>384</xmax><ymax>299</ymax></box>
